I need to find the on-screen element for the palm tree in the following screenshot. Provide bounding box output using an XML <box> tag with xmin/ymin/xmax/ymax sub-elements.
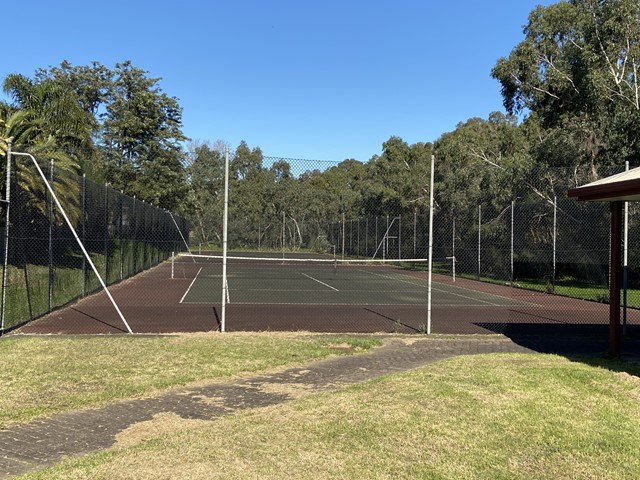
<box><xmin>0</xmin><ymin>104</ymin><xmax>81</xmax><ymax>225</ymax></box>
<box><xmin>2</xmin><ymin>73</ymin><xmax>94</xmax><ymax>167</ymax></box>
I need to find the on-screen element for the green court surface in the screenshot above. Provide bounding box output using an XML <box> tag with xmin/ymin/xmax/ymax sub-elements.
<box><xmin>180</xmin><ymin>262</ymin><xmax>534</xmax><ymax>307</ymax></box>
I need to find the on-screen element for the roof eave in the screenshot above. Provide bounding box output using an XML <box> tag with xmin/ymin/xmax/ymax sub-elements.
<box><xmin>568</xmin><ymin>177</ymin><xmax>640</xmax><ymax>202</ymax></box>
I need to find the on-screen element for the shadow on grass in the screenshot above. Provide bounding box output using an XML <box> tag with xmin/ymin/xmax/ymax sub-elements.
<box><xmin>476</xmin><ymin>321</ymin><xmax>640</xmax><ymax>377</ymax></box>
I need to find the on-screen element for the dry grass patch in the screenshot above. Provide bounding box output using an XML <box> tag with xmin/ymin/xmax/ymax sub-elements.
<box><xmin>115</xmin><ymin>412</ymin><xmax>207</xmax><ymax>448</ymax></box>
<box><xmin>16</xmin><ymin>352</ymin><xmax>640</xmax><ymax>480</ymax></box>
<box><xmin>0</xmin><ymin>332</ymin><xmax>380</xmax><ymax>428</ymax></box>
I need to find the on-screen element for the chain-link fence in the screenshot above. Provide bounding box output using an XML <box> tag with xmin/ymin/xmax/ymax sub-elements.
<box><xmin>3</xmin><ymin>152</ymin><xmax>638</xmax><ymax>335</ymax></box>
<box><xmin>0</xmin><ymin>155</ymin><xmax>189</xmax><ymax>333</ymax></box>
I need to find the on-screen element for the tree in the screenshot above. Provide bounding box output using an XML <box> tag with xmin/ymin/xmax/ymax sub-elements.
<box><xmin>101</xmin><ymin>61</ymin><xmax>188</xmax><ymax>209</ymax></box>
<box><xmin>491</xmin><ymin>0</ymin><xmax>640</xmax><ymax>176</ymax></box>
<box><xmin>0</xmin><ymin>109</ymin><xmax>81</xmax><ymax>224</ymax></box>
<box><xmin>5</xmin><ymin>60</ymin><xmax>191</xmax><ymax>209</ymax></box>
<box><xmin>2</xmin><ymin>73</ymin><xmax>93</xmax><ymax>169</ymax></box>
<box><xmin>185</xmin><ymin>141</ymin><xmax>225</xmax><ymax>246</ymax></box>
<box><xmin>365</xmin><ymin>137</ymin><xmax>433</xmax><ymax>216</ymax></box>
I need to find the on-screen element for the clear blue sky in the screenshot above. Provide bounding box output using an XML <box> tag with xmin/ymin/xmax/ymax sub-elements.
<box><xmin>3</xmin><ymin>0</ymin><xmax>553</xmax><ymax>162</ymax></box>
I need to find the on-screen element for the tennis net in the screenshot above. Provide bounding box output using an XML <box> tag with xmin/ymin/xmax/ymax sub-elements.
<box><xmin>170</xmin><ymin>252</ymin><xmax>454</xmax><ymax>280</ymax></box>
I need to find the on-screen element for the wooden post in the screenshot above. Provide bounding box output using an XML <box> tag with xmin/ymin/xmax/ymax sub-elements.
<box><xmin>609</xmin><ymin>201</ymin><xmax>622</xmax><ymax>357</ymax></box>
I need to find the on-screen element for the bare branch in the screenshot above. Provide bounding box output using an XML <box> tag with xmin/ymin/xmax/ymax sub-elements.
<box><xmin>510</xmin><ymin>72</ymin><xmax>561</xmax><ymax>100</ymax></box>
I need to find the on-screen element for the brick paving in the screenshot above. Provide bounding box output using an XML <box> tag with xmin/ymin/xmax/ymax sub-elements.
<box><xmin>0</xmin><ymin>334</ymin><xmax>633</xmax><ymax>478</ymax></box>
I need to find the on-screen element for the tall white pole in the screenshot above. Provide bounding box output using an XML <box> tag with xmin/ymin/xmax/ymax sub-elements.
<box><xmin>1</xmin><ymin>142</ymin><xmax>12</xmax><ymax>332</ymax></box>
<box><xmin>12</xmin><ymin>151</ymin><xmax>133</xmax><ymax>333</ymax></box>
<box><xmin>427</xmin><ymin>154</ymin><xmax>435</xmax><ymax>335</ymax></box>
<box><xmin>221</xmin><ymin>147</ymin><xmax>230</xmax><ymax>333</ymax></box>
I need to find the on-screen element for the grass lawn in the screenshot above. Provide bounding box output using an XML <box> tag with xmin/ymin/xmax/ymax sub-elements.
<box><xmin>0</xmin><ymin>333</ymin><xmax>379</xmax><ymax>429</ymax></box>
<box><xmin>8</xmin><ymin>342</ymin><xmax>640</xmax><ymax>479</ymax></box>
<box><xmin>456</xmin><ymin>272</ymin><xmax>640</xmax><ymax>308</ymax></box>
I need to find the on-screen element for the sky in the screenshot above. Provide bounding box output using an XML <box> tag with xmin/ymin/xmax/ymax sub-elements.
<box><xmin>2</xmin><ymin>0</ymin><xmax>555</xmax><ymax>163</ymax></box>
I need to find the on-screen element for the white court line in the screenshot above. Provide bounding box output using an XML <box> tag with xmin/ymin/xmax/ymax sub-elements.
<box><xmin>301</xmin><ymin>273</ymin><xmax>339</xmax><ymax>291</ymax></box>
<box><xmin>357</xmin><ymin>269</ymin><xmax>426</xmax><ymax>288</ymax></box>
<box><xmin>359</xmin><ymin>269</ymin><xmax>503</xmax><ymax>306</ymax></box>
<box><xmin>180</xmin><ymin>267</ymin><xmax>202</xmax><ymax>304</ymax></box>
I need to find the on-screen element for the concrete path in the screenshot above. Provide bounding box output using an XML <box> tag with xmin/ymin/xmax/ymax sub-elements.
<box><xmin>0</xmin><ymin>334</ymin><xmax>622</xmax><ymax>478</ymax></box>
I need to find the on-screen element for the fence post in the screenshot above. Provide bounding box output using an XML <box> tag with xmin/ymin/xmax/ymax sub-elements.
<box><xmin>357</xmin><ymin>218</ymin><xmax>360</xmax><ymax>258</ymax></box>
<box><xmin>478</xmin><ymin>205</ymin><xmax>481</xmax><ymax>280</ymax></box>
<box><xmin>342</xmin><ymin>213</ymin><xmax>345</xmax><ymax>260</ymax></box>
<box><xmin>623</xmin><ymin>161</ymin><xmax>629</xmax><ymax>336</ymax></box>
<box><xmin>366</xmin><ymin>217</ymin><xmax>369</xmax><ymax>257</ymax></box>
<box><xmin>282</xmin><ymin>211</ymin><xmax>286</xmax><ymax>259</ymax></box>
<box><xmin>132</xmin><ymin>196</ymin><xmax>137</xmax><ymax>274</ymax></box>
<box><xmin>385</xmin><ymin>215</ymin><xmax>389</xmax><ymax>260</ymax></box>
<box><xmin>119</xmin><ymin>190</ymin><xmax>124</xmax><ymax>281</ymax></box>
<box><xmin>511</xmin><ymin>200</ymin><xmax>515</xmax><ymax>283</ymax></box>
<box><xmin>48</xmin><ymin>160</ymin><xmax>54</xmax><ymax>312</ymax></box>
<box><xmin>398</xmin><ymin>214</ymin><xmax>402</xmax><ymax>260</ymax></box>
<box><xmin>1</xmin><ymin>142</ymin><xmax>13</xmax><ymax>333</ymax></box>
<box><xmin>104</xmin><ymin>183</ymin><xmax>109</xmax><ymax>282</ymax></box>
<box><xmin>81</xmin><ymin>174</ymin><xmax>86</xmax><ymax>297</ymax></box>
<box><xmin>552</xmin><ymin>196</ymin><xmax>557</xmax><ymax>292</ymax></box>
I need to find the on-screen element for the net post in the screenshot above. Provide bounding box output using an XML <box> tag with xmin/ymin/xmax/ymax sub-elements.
<box><xmin>12</xmin><ymin>151</ymin><xmax>134</xmax><ymax>334</ymax></box>
<box><xmin>171</xmin><ymin>251</ymin><xmax>175</xmax><ymax>279</ymax></box>
<box><xmin>452</xmin><ymin>256</ymin><xmax>456</xmax><ymax>282</ymax></box>
<box><xmin>452</xmin><ymin>216</ymin><xmax>456</xmax><ymax>283</ymax></box>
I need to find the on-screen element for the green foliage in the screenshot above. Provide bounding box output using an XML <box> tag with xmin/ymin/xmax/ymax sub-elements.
<box><xmin>3</xmin><ymin>0</ymin><xmax>639</xmax><ymax>246</ymax></box>
<box><xmin>491</xmin><ymin>0</ymin><xmax>640</xmax><ymax>173</ymax></box>
<box><xmin>4</xmin><ymin>60</ymin><xmax>190</xmax><ymax>211</ymax></box>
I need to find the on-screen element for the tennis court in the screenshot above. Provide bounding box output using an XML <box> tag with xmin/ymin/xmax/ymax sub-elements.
<box><xmin>177</xmin><ymin>253</ymin><xmax>532</xmax><ymax>308</ymax></box>
<box><xmin>14</xmin><ymin>251</ymin><xmax>622</xmax><ymax>336</ymax></box>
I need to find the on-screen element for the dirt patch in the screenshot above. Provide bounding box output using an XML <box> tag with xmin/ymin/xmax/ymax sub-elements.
<box><xmin>259</xmin><ymin>382</ymin><xmax>320</xmax><ymax>400</ymax></box>
<box><xmin>115</xmin><ymin>412</ymin><xmax>208</xmax><ymax>448</ymax></box>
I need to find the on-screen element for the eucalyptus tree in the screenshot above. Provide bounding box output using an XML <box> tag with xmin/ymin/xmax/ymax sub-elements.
<box><xmin>365</xmin><ymin>137</ymin><xmax>433</xmax><ymax>216</ymax></box>
<box><xmin>491</xmin><ymin>0</ymin><xmax>640</xmax><ymax>177</ymax></box>
<box><xmin>227</xmin><ymin>142</ymin><xmax>273</xmax><ymax>248</ymax></box>
<box><xmin>185</xmin><ymin>141</ymin><xmax>225</xmax><ymax>246</ymax></box>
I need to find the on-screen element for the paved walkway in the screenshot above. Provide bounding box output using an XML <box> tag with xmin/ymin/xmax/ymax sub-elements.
<box><xmin>0</xmin><ymin>334</ymin><xmax>624</xmax><ymax>478</ymax></box>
